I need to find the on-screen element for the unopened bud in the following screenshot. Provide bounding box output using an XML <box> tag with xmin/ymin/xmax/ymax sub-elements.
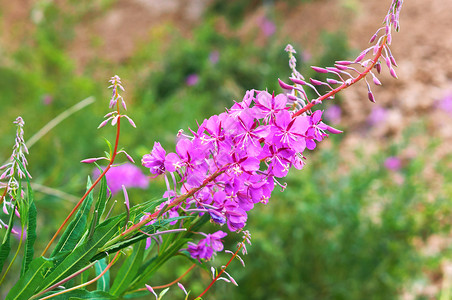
<box><xmin>326</xmin><ymin>78</ymin><xmax>340</xmax><ymax>85</ymax></box>
<box><xmin>336</xmin><ymin>60</ymin><xmax>352</xmax><ymax>65</ymax></box>
<box><xmin>81</xmin><ymin>158</ymin><xmax>99</xmax><ymax>164</ymax></box>
<box><xmin>311</xmin><ymin>66</ymin><xmax>328</xmax><ymax>73</ymax></box>
<box><xmin>278</xmin><ymin>78</ymin><xmax>294</xmax><ymax>90</ymax></box>
<box><xmin>389</xmin><ymin>67</ymin><xmax>398</xmax><ymax>79</ymax></box>
<box><xmin>290</xmin><ymin>77</ymin><xmax>306</xmax><ymax>85</ymax></box>
<box><xmin>372</xmin><ymin>75</ymin><xmax>382</xmax><ymax>86</ymax></box>
<box><xmin>326</xmin><ymin>125</ymin><xmax>343</xmax><ymax>134</ymax></box>
<box><xmin>368</xmin><ymin>91</ymin><xmax>376</xmax><ymax>103</ymax></box>
<box><xmin>309</xmin><ymin>78</ymin><xmax>324</xmax><ymax>86</ymax></box>
<box><xmin>375</xmin><ymin>62</ymin><xmax>382</xmax><ymax>74</ymax></box>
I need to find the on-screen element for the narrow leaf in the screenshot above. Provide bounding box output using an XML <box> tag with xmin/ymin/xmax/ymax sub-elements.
<box><xmin>6</xmin><ymin>257</ymin><xmax>53</xmax><ymax>300</ymax></box>
<box><xmin>21</xmin><ymin>201</ymin><xmax>37</xmax><ymax>276</ymax></box>
<box><xmin>36</xmin><ymin>217</ymin><xmax>121</xmax><ymax>294</ymax></box>
<box><xmin>94</xmin><ymin>258</ymin><xmax>110</xmax><ymax>292</ymax></box>
<box><xmin>0</xmin><ymin>204</ymin><xmax>16</xmax><ymax>272</ymax></box>
<box><xmin>93</xmin><ymin>216</ymin><xmax>189</xmax><ymax>261</ymax></box>
<box><xmin>110</xmin><ymin>240</ymin><xmax>145</xmax><ymax>296</ymax></box>
<box><xmin>51</xmin><ymin>176</ymin><xmax>95</xmax><ymax>257</ymax></box>
<box><xmin>45</xmin><ymin>290</ymin><xmax>115</xmax><ymax>299</ymax></box>
<box><xmin>15</xmin><ymin>157</ymin><xmax>37</xmax><ymax>276</ymax></box>
<box><xmin>88</xmin><ymin>164</ymin><xmax>109</xmax><ymax>235</ymax></box>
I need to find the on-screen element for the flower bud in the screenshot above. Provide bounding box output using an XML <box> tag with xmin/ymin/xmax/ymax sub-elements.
<box><xmin>311</xmin><ymin>66</ymin><xmax>328</xmax><ymax>73</ymax></box>
<box><xmin>389</xmin><ymin>67</ymin><xmax>398</xmax><ymax>79</ymax></box>
<box><xmin>278</xmin><ymin>78</ymin><xmax>294</xmax><ymax>90</ymax></box>
<box><xmin>309</xmin><ymin>78</ymin><xmax>324</xmax><ymax>86</ymax></box>
<box><xmin>289</xmin><ymin>77</ymin><xmax>306</xmax><ymax>85</ymax></box>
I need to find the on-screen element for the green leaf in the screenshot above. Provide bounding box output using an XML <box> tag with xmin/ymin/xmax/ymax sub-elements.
<box><xmin>51</xmin><ymin>176</ymin><xmax>95</xmax><ymax>257</ymax></box>
<box><xmin>110</xmin><ymin>240</ymin><xmax>145</xmax><ymax>296</ymax></box>
<box><xmin>21</xmin><ymin>201</ymin><xmax>37</xmax><ymax>276</ymax></box>
<box><xmin>129</xmin><ymin>214</ymin><xmax>209</xmax><ymax>290</ymax></box>
<box><xmin>129</xmin><ymin>237</ymin><xmax>191</xmax><ymax>290</ymax></box>
<box><xmin>123</xmin><ymin>290</ymin><xmax>151</xmax><ymax>299</ymax></box>
<box><xmin>6</xmin><ymin>257</ymin><xmax>53</xmax><ymax>300</ymax></box>
<box><xmin>94</xmin><ymin>216</ymin><xmax>190</xmax><ymax>261</ymax></box>
<box><xmin>13</xmin><ymin>158</ymin><xmax>37</xmax><ymax>276</ymax></box>
<box><xmin>88</xmin><ymin>164</ymin><xmax>109</xmax><ymax>236</ymax></box>
<box><xmin>0</xmin><ymin>204</ymin><xmax>16</xmax><ymax>272</ymax></box>
<box><xmin>37</xmin><ymin>217</ymin><xmax>122</xmax><ymax>294</ymax></box>
<box><xmin>47</xmin><ymin>290</ymin><xmax>115</xmax><ymax>299</ymax></box>
<box><xmin>94</xmin><ymin>258</ymin><xmax>110</xmax><ymax>292</ymax></box>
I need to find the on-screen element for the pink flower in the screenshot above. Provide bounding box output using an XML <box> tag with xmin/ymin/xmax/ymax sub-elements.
<box><xmin>368</xmin><ymin>106</ymin><xmax>387</xmax><ymax>126</ymax></box>
<box><xmin>437</xmin><ymin>93</ymin><xmax>452</xmax><ymax>116</ymax></box>
<box><xmin>209</xmin><ymin>50</ymin><xmax>219</xmax><ymax>65</ymax></box>
<box><xmin>93</xmin><ymin>163</ymin><xmax>149</xmax><ymax>195</ymax></box>
<box><xmin>42</xmin><ymin>94</ymin><xmax>53</xmax><ymax>105</ymax></box>
<box><xmin>142</xmin><ymin>142</ymin><xmax>166</xmax><ymax>175</ymax></box>
<box><xmin>186</xmin><ymin>231</ymin><xmax>227</xmax><ymax>261</ymax></box>
<box><xmin>259</xmin><ymin>16</ymin><xmax>276</xmax><ymax>37</ymax></box>
<box><xmin>384</xmin><ymin>156</ymin><xmax>401</xmax><ymax>171</ymax></box>
<box><xmin>186</xmin><ymin>74</ymin><xmax>199</xmax><ymax>86</ymax></box>
<box><xmin>324</xmin><ymin>105</ymin><xmax>342</xmax><ymax>125</ymax></box>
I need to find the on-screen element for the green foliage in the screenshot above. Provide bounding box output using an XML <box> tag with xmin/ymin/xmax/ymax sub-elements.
<box><xmin>207</xmin><ymin>0</ymin><xmax>314</xmax><ymax>26</ymax></box>
<box><xmin>94</xmin><ymin>258</ymin><xmax>110</xmax><ymax>292</ymax></box>
<box><xmin>0</xmin><ymin>205</ymin><xmax>16</xmax><ymax>272</ymax></box>
<box><xmin>18</xmin><ymin>160</ymin><xmax>37</xmax><ymax>276</ymax></box>
<box><xmin>210</xmin><ymin>129</ymin><xmax>452</xmax><ymax>300</ymax></box>
<box><xmin>6</xmin><ymin>257</ymin><xmax>53</xmax><ymax>300</ymax></box>
<box><xmin>110</xmin><ymin>240</ymin><xmax>145</xmax><ymax>295</ymax></box>
<box><xmin>50</xmin><ymin>177</ymin><xmax>95</xmax><ymax>256</ymax></box>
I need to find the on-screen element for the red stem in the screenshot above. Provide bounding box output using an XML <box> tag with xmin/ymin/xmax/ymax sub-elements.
<box><xmin>292</xmin><ymin>36</ymin><xmax>388</xmax><ymax>118</ymax></box>
<box><xmin>41</xmin><ymin>115</ymin><xmax>122</xmax><ymax>256</ymax></box>
<box><xmin>197</xmin><ymin>242</ymin><xmax>244</xmax><ymax>299</ymax></box>
<box><xmin>37</xmin><ymin>251</ymin><xmax>121</xmax><ymax>300</ymax></box>
<box><xmin>0</xmin><ymin>186</ymin><xmax>7</xmax><ymax>207</ymax></box>
<box><xmin>119</xmin><ymin>167</ymin><xmax>226</xmax><ymax>239</ymax></box>
<box><xmin>132</xmin><ymin>263</ymin><xmax>196</xmax><ymax>293</ymax></box>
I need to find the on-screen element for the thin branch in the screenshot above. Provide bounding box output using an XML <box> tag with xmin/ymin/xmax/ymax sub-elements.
<box><xmin>26</xmin><ymin>96</ymin><xmax>95</xmax><ymax>149</ymax></box>
<box><xmin>37</xmin><ymin>251</ymin><xmax>120</xmax><ymax>300</ymax></box>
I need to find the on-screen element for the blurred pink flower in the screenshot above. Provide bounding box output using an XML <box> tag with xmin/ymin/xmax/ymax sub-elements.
<box><xmin>93</xmin><ymin>163</ymin><xmax>149</xmax><ymax>195</ymax></box>
<box><xmin>301</xmin><ymin>50</ymin><xmax>311</xmax><ymax>62</ymax></box>
<box><xmin>260</xmin><ymin>16</ymin><xmax>276</xmax><ymax>37</ymax></box>
<box><xmin>42</xmin><ymin>94</ymin><xmax>53</xmax><ymax>105</ymax></box>
<box><xmin>384</xmin><ymin>156</ymin><xmax>401</xmax><ymax>171</ymax></box>
<box><xmin>324</xmin><ymin>105</ymin><xmax>342</xmax><ymax>124</ymax></box>
<box><xmin>209</xmin><ymin>50</ymin><xmax>219</xmax><ymax>65</ymax></box>
<box><xmin>368</xmin><ymin>106</ymin><xmax>387</xmax><ymax>126</ymax></box>
<box><xmin>186</xmin><ymin>74</ymin><xmax>199</xmax><ymax>86</ymax></box>
<box><xmin>437</xmin><ymin>93</ymin><xmax>452</xmax><ymax>115</ymax></box>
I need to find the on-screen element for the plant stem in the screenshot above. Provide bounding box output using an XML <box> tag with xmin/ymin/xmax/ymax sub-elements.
<box><xmin>29</xmin><ymin>261</ymin><xmax>97</xmax><ymax>300</ymax></box>
<box><xmin>292</xmin><ymin>36</ymin><xmax>388</xmax><ymax>118</ymax></box>
<box><xmin>41</xmin><ymin>115</ymin><xmax>122</xmax><ymax>256</ymax></box>
<box><xmin>197</xmin><ymin>240</ymin><xmax>244</xmax><ymax>299</ymax></box>
<box><xmin>102</xmin><ymin>167</ymin><xmax>227</xmax><ymax>250</ymax></box>
<box><xmin>130</xmin><ymin>263</ymin><xmax>196</xmax><ymax>294</ymax></box>
<box><xmin>37</xmin><ymin>251</ymin><xmax>121</xmax><ymax>300</ymax></box>
<box><xmin>26</xmin><ymin>97</ymin><xmax>95</xmax><ymax>150</ymax></box>
<box><xmin>0</xmin><ymin>227</ymin><xmax>23</xmax><ymax>286</ymax></box>
<box><xmin>0</xmin><ymin>186</ymin><xmax>8</xmax><ymax>207</ymax></box>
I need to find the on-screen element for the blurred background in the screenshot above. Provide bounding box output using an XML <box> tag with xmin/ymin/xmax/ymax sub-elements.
<box><xmin>1</xmin><ymin>0</ymin><xmax>452</xmax><ymax>299</ymax></box>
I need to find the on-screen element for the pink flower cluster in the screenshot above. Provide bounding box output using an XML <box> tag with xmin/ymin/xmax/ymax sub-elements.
<box><xmin>186</xmin><ymin>230</ymin><xmax>227</xmax><ymax>261</ymax></box>
<box><xmin>142</xmin><ymin>90</ymin><xmax>340</xmax><ymax>233</ymax></box>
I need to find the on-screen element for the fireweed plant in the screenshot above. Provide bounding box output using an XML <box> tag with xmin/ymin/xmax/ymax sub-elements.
<box><xmin>0</xmin><ymin>0</ymin><xmax>403</xmax><ymax>299</ymax></box>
